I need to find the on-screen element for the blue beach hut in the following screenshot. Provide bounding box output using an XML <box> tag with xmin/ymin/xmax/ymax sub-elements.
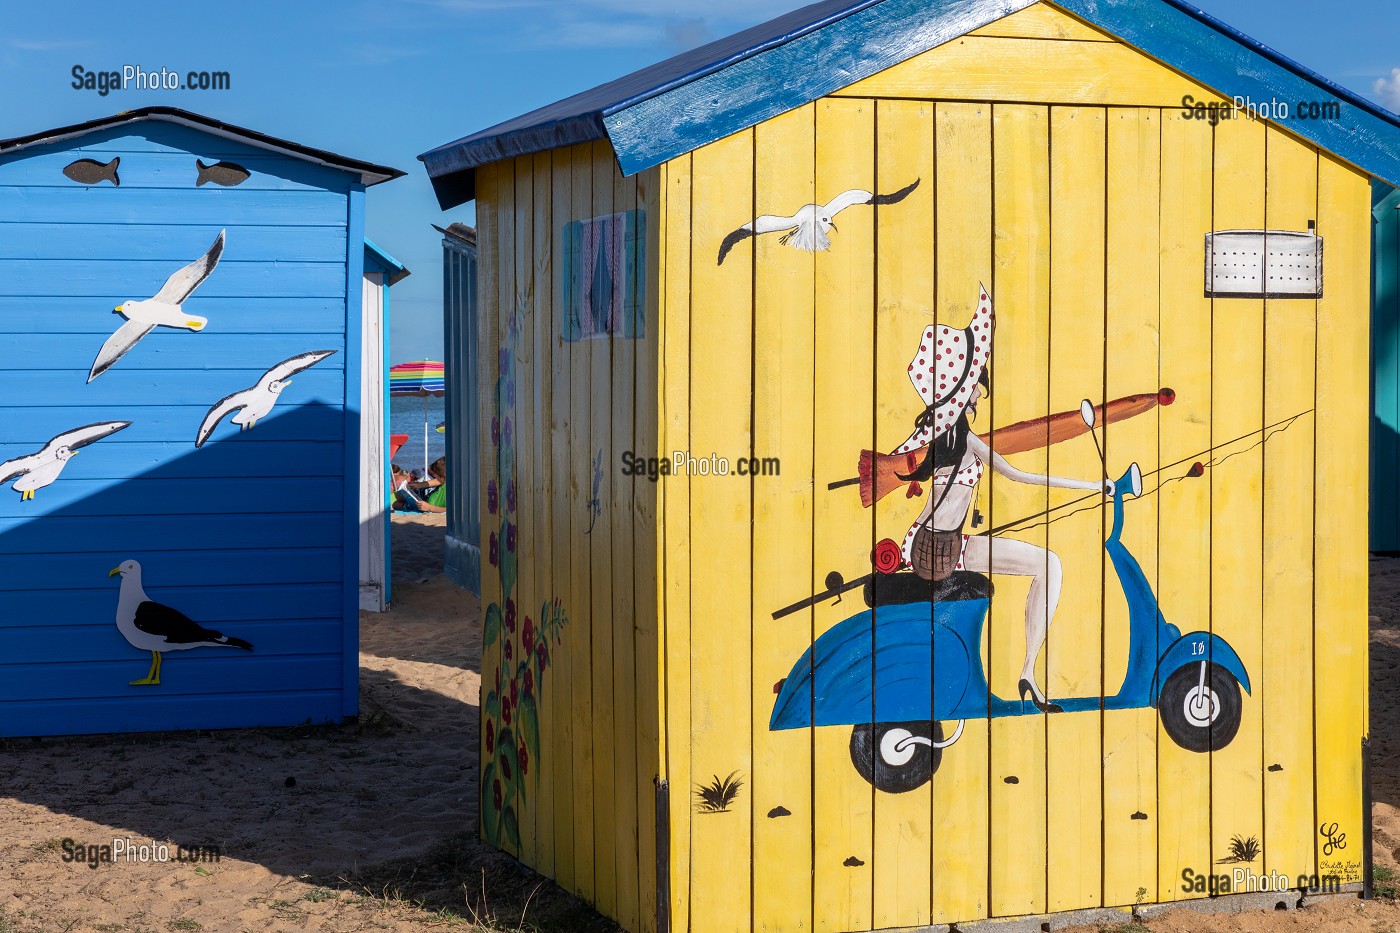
<box><xmin>0</xmin><ymin>107</ymin><xmax>401</xmax><ymax>736</ymax></box>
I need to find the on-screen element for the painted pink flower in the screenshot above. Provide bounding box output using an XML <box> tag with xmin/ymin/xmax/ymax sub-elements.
<box><xmin>506</xmin><ymin>480</ymin><xmax>517</xmax><ymax>513</ymax></box>
<box><xmin>506</xmin><ymin>378</ymin><xmax>516</xmax><ymax>407</ymax></box>
<box><xmin>506</xmin><ymin>523</ymin><xmax>516</xmax><ymax>554</ymax></box>
<box><xmin>494</xmin><ymin>666</ymin><xmax>501</xmax><ymax>693</ymax></box>
<box><xmin>487</xmin><ymin>480</ymin><xmax>498</xmax><ymax>514</ymax></box>
<box><xmin>523</xmin><ymin>668</ymin><xmax>534</xmax><ymax>696</ymax></box>
<box><xmin>504</xmin><ymin>639</ymin><xmax>514</xmax><ymax>662</ymax></box>
<box><xmin>486</xmin><ymin>719</ymin><xmax>495</xmax><ymax>755</ymax></box>
<box><xmin>536</xmin><ymin>640</ymin><xmax>549</xmax><ymax>671</ymax></box>
<box><xmin>489</xmin><ymin>532</ymin><xmax>498</xmax><ymax>567</ymax></box>
<box><xmin>519</xmin><ymin>742</ymin><xmax>529</xmax><ymax>775</ymax></box>
<box><xmin>491</xmin><ymin>416</ymin><xmax>500</xmax><ymax>445</ymax></box>
<box><xmin>502</xmin><ymin>695</ymin><xmax>512</xmax><ymax>725</ymax></box>
<box><xmin>522</xmin><ymin>616</ymin><xmax>535</xmax><ymax>654</ymax></box>
<box><xmin>505</xmin><ymin>599</ymin><xmax>516</xmax><ymax>632</ymax></box>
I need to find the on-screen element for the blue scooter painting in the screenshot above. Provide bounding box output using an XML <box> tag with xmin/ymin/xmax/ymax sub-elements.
<box><xmin>769</xmin><ymin>402</ymin><xmax>1252</xmax><ymax>794</ymax></box>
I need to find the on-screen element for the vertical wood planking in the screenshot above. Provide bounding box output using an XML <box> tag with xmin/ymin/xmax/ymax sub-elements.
<box><xmin>1314</xmin><ymin>154</ymin><xmax>1370</xmax><ymax>888</ymax></box>
<box><xmin>1044</xmin><ymin>105</ymin><xmax>1105</xmax><ymax>914</ymax></box>
<box><xmin>1374</xmin><ymin>189</ymin><xmax>1400</xmax><ymax>549</ymax></box>
<box><xmin>548</xmin><ymin>148</ymin><xmax>577</xmax><ymax>893</ymax></box>
<box><xmin>634</xmin><ymin>165</ymin><xmax>663</xmax><ymax>933</ymax></box>
<box><xmin>1102</xmin><ymin>107</ymin><xmax>1160</xmax><ymax>906</ymax></box>
<box><xmin>589</xmin><ymin>139</ymin><xmax>619</xmax><ymax>920</ymax></box>
<box><xmin>750</xmin><ymin>103</ymin><xmax>818</xmax><ymax>933</ymax></box>
<box><xmin>871</xmin><ymin>98</ymin><xmax>934</xmax><ymax>930</ymax></box>
<box><xmin>611</xmin><ymin>161</ymin><xmax>643</xmax><ymax>933</ymax></box>
<box><xmin>1209</xmin><ymin>114</ymin><xmax>1265</xmax><ymax>872</ymax></box>
<box><xmin>567</xmin><ymin>143</ymin><xmax>598</xmax><ymax>899</ymax></box>
<box><xmin>1154</xmin><ymin>108</ymin><xmax>1213</xmax><ymax>901</ymax></box>
<box><xmin>1261</xmin><ymin>127</ymin><xmax>1318</xmax><ymax>885</ymax></box>
<box><xmin>811</xmin><ymin>97</ymin><xmax>875</xmax><ymax>933</ymax></box>
<box><xmin>477</xmin><ymin>162</ymin><xmax>503</xmax><ymax>848</ymax></box>
<box><xmin>687</xmin><ymin>129</ymin><xmax>755</xmax><ymax>933</ymax></box>
<box><xmin>514</xmin><ymin>156</ymin><xmax>538</xmax><ymax>866</ymax></box>
<box><xmin>660</xmin><ymin>155</ymin><xmax>694</xmax><ymax>933</ymax></box>
<box><xmin>531</xmin><ymin>150</ymin><xmax>557</xmax><ymax>880</ymax></box>
<box><xmin>930</xmin><ymin>100</ymin><xmax>991</xmax><ymax>925</ymax></box>
<box><xmin>987</xmin><ymin>102</ymin><xmax>1050</xmax><ymax>919</ymax></box>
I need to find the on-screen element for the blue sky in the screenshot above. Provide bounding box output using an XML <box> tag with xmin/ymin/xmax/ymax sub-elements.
<box><xmin>3</xmin><ymin>0</ymin><xmax>1398</xmax><ymax>362</ymax></box>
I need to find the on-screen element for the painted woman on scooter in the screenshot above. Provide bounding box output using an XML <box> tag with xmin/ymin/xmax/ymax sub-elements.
<box><xmin>891</xmin><ymin>286</ymin><xmax>1112</xmax><ymax>712</ymax></box>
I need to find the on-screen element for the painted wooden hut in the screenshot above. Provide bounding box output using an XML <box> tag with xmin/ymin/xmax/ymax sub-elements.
<box><xmin>361</xmin><ymin>238</ymin><xmax>410</xmax><ymax>611</ymax></box>
<box><xmin>420</xmin><ymin>2</ymin><xmax>1399</xmax><ymax>930</ymax></box>
<box><xmin>0</xmin><ymin>107</ymin><xmax>401</xmax><ymax>736</ymax></box>
<box><xmin>437</xmin><ymin>223</ymin><xmax>482</xmax><ymax>593</ymax></box>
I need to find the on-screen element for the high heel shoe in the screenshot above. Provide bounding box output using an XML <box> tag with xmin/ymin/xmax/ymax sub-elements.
<box><xmin>1018</xmin><ymin>678</ymin><xmax>1064</xmax><ymax>713</ymax></box>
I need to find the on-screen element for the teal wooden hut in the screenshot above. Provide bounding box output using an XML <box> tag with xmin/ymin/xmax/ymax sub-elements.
<box><xmin>1373</xmin><ymin>184</ymin><xmax>1400</xmax><ymax>549</ymax></box>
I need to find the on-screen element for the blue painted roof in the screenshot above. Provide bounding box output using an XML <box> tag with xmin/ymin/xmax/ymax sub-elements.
<box><xmin>364</xmin><ymin>238</ymin><xmax>411</xmax><ymax>285</ymax></box>
<box><xmin>418</xmin><ymin>0</ymin><xmax>1400</xmax><ymax>208</ymax></box>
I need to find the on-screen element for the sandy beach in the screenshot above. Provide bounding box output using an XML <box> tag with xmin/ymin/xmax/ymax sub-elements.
<box><xmin>0</xmin><ymin>521</ymin><xmax>1397</xmax><ymax>931</ymax></box>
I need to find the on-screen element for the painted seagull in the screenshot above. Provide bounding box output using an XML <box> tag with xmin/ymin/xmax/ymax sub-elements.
<box><xmin>0</xmin><ymin>421</ymin><xmax>130</xmax><ymax>501</ymax></box>
<box><xmin>195</xmin><ymin>349</ymin><xmax>338</xmax><ymax>448</ymax></box>
<box><xmin>109</xmin><ymin>559</ymin><xmax>253</xmax><ymax>686</ymax></box>
<box><xmin>89</xmin><ymin>229</ymin><xmax>226</xmax><ymax>382</ymax></box>
<box><xmin>717</xmin><ymin>178</ymin><xmax>920</xmax><ymax>265</ymax></box>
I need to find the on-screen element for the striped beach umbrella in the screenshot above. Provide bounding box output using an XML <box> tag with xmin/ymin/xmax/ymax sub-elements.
<box><xmin>389</xmin><ymin>361</ymin><xmax>445</xmax><ymax>477</ymax></box>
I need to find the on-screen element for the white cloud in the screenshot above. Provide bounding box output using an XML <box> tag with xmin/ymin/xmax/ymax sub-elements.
<box><xmin>8</xmin><ymin>38</ymin><xmax>94</xmax><ymax>52</ymax></box>
<box><xmin>1375</xmin><ymin>68</ymin><xmax>1400</xmax><ymax>113</ymax></box>
<box><xmin>403</xmin><ymin>0</ymin><xmax>795</xmax><ymax>51</ymax></box>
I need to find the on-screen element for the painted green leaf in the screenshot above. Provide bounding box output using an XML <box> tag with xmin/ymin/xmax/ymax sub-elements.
<box><xmin>520</xmin><ymin>692</ymin><xmax>541</xmax><ymax>768</ymax></box>
<box><xmin>484</xmin><ymin>689</ymin><xmax>500</xmax><ymax>719</ymax></box>
<box><xmin>502</xmin><ymin>805</ymin><xmax>522</xmax><ymax>849</ymax></box>
<box><xmin>500</xmin><ymin>543</ymin><xmax>517</xmax><ymax>598</ymax></box>
<box><xmin>484</xmin><ymin>603</ymin><xmax>502</xmax><ymax>648</ymax></box>
<box><xmin>481</xmin><ymin>762</ymin><xmax>499</xmax><ymax>844</ymax></box>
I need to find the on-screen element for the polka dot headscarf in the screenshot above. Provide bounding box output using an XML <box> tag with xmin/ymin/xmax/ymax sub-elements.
<box><xmin>894</xmin><ymin>284</ymin><xmax>994</xmax><ymax>456</ymax></box>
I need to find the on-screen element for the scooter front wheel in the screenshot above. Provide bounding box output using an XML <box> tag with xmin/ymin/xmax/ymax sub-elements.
<box><xmin>1159</xmin><ymin>661</ymin><xmax>1243</xmax><ymax>752</ymax></box>
<box><xmin>850</xmin><ymin>721</ymin><xmax>944</xmax><ymax>793</ymax></box>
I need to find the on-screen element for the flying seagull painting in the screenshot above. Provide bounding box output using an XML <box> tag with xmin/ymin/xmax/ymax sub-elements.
<box><xmin>109</xmin><ymin>560</ymin><xmax>253</xmax><ymax>686</ymax></box>
<box><xmin>88</xmin><ymin>229</ymin><xmax>226</xmax><ymax>383</ymax></box>
<box><xmin>0</xmin><ymin>421</ymin><xmax>130</xmax><ymax>501</ymax></box>
<box><xmin>716</xmin><ymin>178</ymin><xmax>920</xmax><ymax>265</ymax></box>
<box><xmin>195</xmin><ymin>349</ymin><xmax>338</xmax><ymax>448</ymax></box>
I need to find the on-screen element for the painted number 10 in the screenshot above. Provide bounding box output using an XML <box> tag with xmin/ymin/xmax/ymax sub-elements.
<box><xmin>1190</xmin><ymin>641</ymin><xmax>1206</xmax><ymax>656</ymax></box>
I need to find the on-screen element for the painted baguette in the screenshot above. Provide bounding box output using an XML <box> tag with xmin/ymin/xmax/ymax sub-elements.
<box><xmin>854</xmin><ymin>388</ymin><xmax>1174</xmax><ymax>507</ymax></box>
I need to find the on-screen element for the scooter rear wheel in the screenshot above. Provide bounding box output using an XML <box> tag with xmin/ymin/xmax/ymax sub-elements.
<box><xmin>850</xmin><ymin>721</ymin><xmax>943</xmax><ymax>793</ymax></box>
<box><xmin>1159</xmin><ymin>662</ymin><xmax>1242</xmax><ymax>752</ymax></box>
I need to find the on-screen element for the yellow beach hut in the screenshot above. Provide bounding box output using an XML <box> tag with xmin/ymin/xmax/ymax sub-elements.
<box><xmin>419</xmin><ymin>0</ymin><xmax>1398</xmax><ymax>930</ymax></box>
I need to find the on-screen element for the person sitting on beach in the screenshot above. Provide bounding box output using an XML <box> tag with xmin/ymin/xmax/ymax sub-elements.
<box><xmin>392</xmin><ymin>465</ymin><xmax>445</xmax><ymax>513</ymax></box>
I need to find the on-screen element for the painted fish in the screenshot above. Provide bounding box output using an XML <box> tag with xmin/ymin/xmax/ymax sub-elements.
<box><xmin>62</xmin><ymin>157</ymin><xmax>120</xmax><ymax>186</ymax></box>
<box><xmin>195</xmin><ymin>159</ymin><xmax>250</xmax><ymax>187</ymax></box>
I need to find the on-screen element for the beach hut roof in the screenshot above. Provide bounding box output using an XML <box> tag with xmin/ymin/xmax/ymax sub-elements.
<box><xmin>364</xmin><ymin>238</ymin><xmax>412</xmax><ymax>286</ymax></box>
<box><xmin>418</xmin><ymin>0</ymin><xmax>1400</xmax><ymax>208</ymax></box>
<box><xmin>0</xmin><ymin>106</ymin><xmax>404</xmax><ymax>187</ymax></box>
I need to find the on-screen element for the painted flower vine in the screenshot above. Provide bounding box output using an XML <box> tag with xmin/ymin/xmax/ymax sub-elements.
<box><xmin>480</xmin><ymin>289</ymin><xmax>569</xmax><ymax>852</ymax></box>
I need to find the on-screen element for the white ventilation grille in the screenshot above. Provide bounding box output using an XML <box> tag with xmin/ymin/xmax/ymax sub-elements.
<box><xmin>1205</xmin><ymin>230</ymin><xmax>1323</xmax><ymax>299</ymax></box>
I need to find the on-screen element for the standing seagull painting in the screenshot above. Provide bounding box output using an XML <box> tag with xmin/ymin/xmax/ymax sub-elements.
<box><xmin>89</xmin><ymin>229</ymin><xmax>226</xmax><ymax>382</ymax></box>
<box><xmin>109</xmin><ymin>560</ymin><xmax>253</xmax><ymax>686</ymax></box>
<box><xmin>0</xmin><ymin>421</ymin><xmax>130</xmax><ymax>501</ymax></box>
<box><xmin>716</xmin><ymin>178</ymin><xmax>920</xmax><ymax>265</ymax></box>
<box><xmin>194</xmin><ymin>349</ymin><xmax>338</xmax><ymax>447</ymax></box>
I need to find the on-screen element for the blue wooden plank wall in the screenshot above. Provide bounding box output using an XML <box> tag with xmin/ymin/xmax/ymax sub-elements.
<box><xmin>0</xmin><ymin>121</ymin><xmax>359</xmax><ymax>735</ymax></box>
<box><xmin>1374</xmin><ymin>182</ymin><xmax>1400</xmax><ymax>550</ymax></box>
<box><xmin>443</xmin><ymin>233</ymin><xmax>481</xmax><ymax>594</ymax></box>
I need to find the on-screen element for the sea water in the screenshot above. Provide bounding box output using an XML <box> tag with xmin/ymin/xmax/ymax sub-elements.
<box><xmin>388</xmin><ymin>395</ymin><xmax>447</xmax><ymax>473</ymax></box>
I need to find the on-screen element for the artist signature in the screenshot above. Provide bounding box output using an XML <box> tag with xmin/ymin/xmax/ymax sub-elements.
<box><xmin>1320</xmin><ymin>822</ymin><xmax>1347</xmax><ymax>857</ymax></box>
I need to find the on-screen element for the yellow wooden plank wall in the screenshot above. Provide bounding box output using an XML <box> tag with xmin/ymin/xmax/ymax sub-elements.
<box><xmin>473</xmin><ymin>144</ymin><xmax>663</xmax><ymax>932</ymax></box>
<box><xmin>649</xmin><ymin>8</ymin><xmax>1371</xmax><ymax>925</ymax></box>
<box><xmin>468</xmin><ymin>8</ymin><xmax>1371</xmax><ymax>931</ymax></box>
